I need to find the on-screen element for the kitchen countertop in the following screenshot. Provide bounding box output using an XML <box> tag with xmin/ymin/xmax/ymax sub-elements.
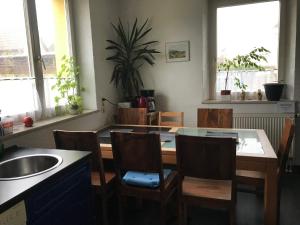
<box><xmin>0</xmin><ymin>147</ymin><xmax>91</xmax><ymax>213</ymax></box>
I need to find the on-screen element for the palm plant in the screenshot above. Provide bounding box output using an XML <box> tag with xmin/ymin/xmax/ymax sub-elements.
<box><xmin>106</xmin><ymin>18</ymin><xmax>160</xmax><ymax>99</ymax></box>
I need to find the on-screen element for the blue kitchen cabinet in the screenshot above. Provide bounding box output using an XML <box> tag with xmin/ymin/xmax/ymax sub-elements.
<box><xmin>25</xmin><ymin>161</ymin><xmax>94</xmax><ymax>225</ymax></box>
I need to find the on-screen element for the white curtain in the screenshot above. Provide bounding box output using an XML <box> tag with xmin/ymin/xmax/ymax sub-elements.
<box><xmin>216</xmin><ymin>70</ymin><xmax>277</xmax><ymax>100</ymax></box>
<box><xmin>0</xmin><ymin>77</ymin><xmax>59</xmax><ymax>122</ymax></box>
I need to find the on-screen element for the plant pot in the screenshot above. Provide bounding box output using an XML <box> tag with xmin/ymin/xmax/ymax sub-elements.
<box><xmin>264</xmin><ymin>83</ymin><xmax>284</xmax><ymax>101</ymax></box>
<box><xmin>55</xmin><ymin>105</ymin><xmax>65</xmax><ymax>116</ymax></box>
<box><xmin>240</xmin><ymin>91</ymin><xmax>246</xmax><ymax>100</ymax></box>
<box><xmin>220</xmin><ymin>90</ymin><xmax>231</xmax><ymax>101</ymax></box>
<box><xmin>68</xmin><ymin>104</ymin><xmax>80</xmax><ymax>115</ymax></box>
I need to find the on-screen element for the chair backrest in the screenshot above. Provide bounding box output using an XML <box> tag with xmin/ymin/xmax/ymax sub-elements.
<box><xmin>277</xmin><ymin>118</ymin><xmax>295</xmax><ymax>177</ymax></box>
<box><xmin>53</xmin><ymin>130</ymin><xmax>105</xmax><ymax>185</ymax></box>
<box><xmin>158</xmin><ymin>111</ymin><xmax>184</xmax><ymax>127</ymax></box>
<box><xmin>197</xmin><ymin>108</ymin><xmax>233</xmax><ymax>128</ymax></box>
<box><xmin>117</xmin><ymin>108</ymin><xmax>147</xmax><ymax>125</ymax></box>
<box><xmin>176</xmin><ymin>135</ymin><xmax>236</xmax><ymax>180</ymax></box>
<box><xmin>110</xmin><ymin>132</ymin><xmax>165</xmax><ymax>188</ymax></box>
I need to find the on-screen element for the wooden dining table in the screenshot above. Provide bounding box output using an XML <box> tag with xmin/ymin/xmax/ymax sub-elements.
<box><xmin>97</xmin><ymin>124</ymin><xmax>278</xmax><ymax>225</ymax></box>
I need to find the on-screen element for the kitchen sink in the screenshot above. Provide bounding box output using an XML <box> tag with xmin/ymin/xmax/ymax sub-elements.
<box><xmin>0</xmin><ymin>154</ymin><xmax>63</xmax><ymax>180</ymax></box>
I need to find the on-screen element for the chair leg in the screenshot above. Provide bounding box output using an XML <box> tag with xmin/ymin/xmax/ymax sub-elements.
<box><xmin>229</xmin><ymin>205</ymin><xmax>235</xmax><ymax>225</ymax></box>
<box><xmin>160</xmin><ymin>202</ymin><xmax>166</xmax><ymax>225</ymax></box>
<box><xmin>178</xmin><ymin>195</ymin><xmax>186</xmax><ymax>225</ymax></box>
<box><xmin>277</xmin><ymin>188</ymin><xmax>281</xmax><ymax>225</ymax></box>
<box><xmin>117</xmin><ymin>195</ymin><xmax>124</xmax><ymax>225</ymax></box>
<box><xmin>101</xmin><ymin>198</ymin><xmax>109</xmax><ymax>225</ymax></box>
<box><xmin>183</xmin><ymin>203</ymin><xmax>188</xmax><ymax>225</ymax></box>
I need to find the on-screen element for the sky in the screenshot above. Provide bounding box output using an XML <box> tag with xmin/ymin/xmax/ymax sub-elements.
<box><xmin>217</xmin><ymin>1</ymin><xmax>280</xmax><ymax>67</ymax></box>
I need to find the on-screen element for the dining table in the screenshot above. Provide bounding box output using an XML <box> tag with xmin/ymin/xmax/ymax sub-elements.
<box><xmin>97</xmin><ymin>124</ymin><xmax>278</xmax><ymax>225</ymax></box>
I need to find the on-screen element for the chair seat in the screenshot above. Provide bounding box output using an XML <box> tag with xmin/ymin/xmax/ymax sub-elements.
<box><xmin>91</xmin><ymin>171</ymin><xmax>116</xmax><ymax>186</ymax></box>
<box><xmin>236</xmin><ymin>170</ymin><xmax>265</xmax><ymax>187</ymax></box>
<box><xmin>121</xmin><ymin>171</ymin><xmax>178</xmax><ymax>200</ymax></box>
<box><xmin>182</xmin><ymin>176</ymin><xmax>232</xmax><ymax>201</ymax></box>
<box><xmin>122</xmin><ymin>169</ymin><xmax>172</xmax><ymax>188</ymax></box>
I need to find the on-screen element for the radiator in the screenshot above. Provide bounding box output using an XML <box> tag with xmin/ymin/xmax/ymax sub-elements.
<box><xmin>233</xmin><ymin>113</ymin><xmax>295</xmax><ymax>158</ymax></box>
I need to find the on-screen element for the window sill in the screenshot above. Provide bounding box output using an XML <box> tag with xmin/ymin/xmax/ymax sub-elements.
<box><xmin>0</xmin><ymin>109</ymin><xmax>100</xmax><ymax>141</ymax></box>
<box><xmin>202</xmin><ymin>99</ymin><xmax>294</xmax><ymax>104</ymax></box>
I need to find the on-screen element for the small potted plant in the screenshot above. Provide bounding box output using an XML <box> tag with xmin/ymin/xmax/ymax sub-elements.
<box><xmin>106</xmin><ymin>18</ymin><xmax>160</xmax><ymax>105</ymax></box>
<box><xmin>52</xmin><ymin>56</ymin><xmax>84</xmax><ymax>115</ymax></box>
<box><xmin>218</xmin><ymin>47</ymin><xmax>270</xmax><ymax>100</ymax></box>
<box><xmin>234</xmin><ymin>77</ymin><xmax>247</xmax><ymax>100</ymax></box>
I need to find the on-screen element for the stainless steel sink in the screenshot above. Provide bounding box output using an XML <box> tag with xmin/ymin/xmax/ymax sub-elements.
<box><xmin>0</xmin><ymin>154</ymin><xmax>63</xmax><ymax>180</ymax></box>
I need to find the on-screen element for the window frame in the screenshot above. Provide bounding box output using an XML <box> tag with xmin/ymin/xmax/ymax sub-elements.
<box><xmin>1</xmin><ymin>0</ymin><xmax>74</xmax><ymax>119</ymax></box>
<box><xmin>207</xmin><ymin>0</ymin><xmax>286</xmax><ymax>100</ymax></box>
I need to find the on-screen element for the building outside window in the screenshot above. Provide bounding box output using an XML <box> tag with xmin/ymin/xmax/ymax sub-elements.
<box><xmin>0</xmin><ymin>0</ymin><xmax>72</xmax><ymax>121</ymax></box>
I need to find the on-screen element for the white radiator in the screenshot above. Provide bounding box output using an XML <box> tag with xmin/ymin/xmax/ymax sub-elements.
<box><xmin>233</xmin><ymin>113</ymin><xmax>295</xmax><ymax>158</ymax></box>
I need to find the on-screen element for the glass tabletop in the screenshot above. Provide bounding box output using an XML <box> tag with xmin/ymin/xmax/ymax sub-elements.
<box><xmin>162</xmin><ymin>128</ymin><xmax>264</xmax><ymax>155</ymax></box>
<box><xmin>98</xmin><ymin>126</ymin><xmax>264</xmax><ymax>155</ymax></box>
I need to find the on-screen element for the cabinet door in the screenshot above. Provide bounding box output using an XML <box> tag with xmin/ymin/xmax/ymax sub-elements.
<box><xmin>26</xmin><ymin>162</ymin><xmax>93</xmax><ymax>225</ymax></box>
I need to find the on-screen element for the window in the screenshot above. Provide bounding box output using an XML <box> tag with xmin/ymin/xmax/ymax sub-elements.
<box><xmin>211</xmin><ymin>0</ymin><xmax>281</xmax><ymax>99</ymax></box>
<box><xmin>0</xmin><ymin>0</ymin><xmax>71</xmax><ymax>120</ymax></box>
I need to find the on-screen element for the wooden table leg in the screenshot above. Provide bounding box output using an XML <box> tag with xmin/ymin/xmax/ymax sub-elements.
<box><xmin>264</xmin><ymin>159</ymin><xmax>278</xmax><ymax>225</ymax></box>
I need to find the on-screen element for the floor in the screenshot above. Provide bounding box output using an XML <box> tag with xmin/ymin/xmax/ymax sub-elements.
<box><xmin>106</xmin><ymin>174</ymin><xmax>300</xmax><ymax>225</ymax></box>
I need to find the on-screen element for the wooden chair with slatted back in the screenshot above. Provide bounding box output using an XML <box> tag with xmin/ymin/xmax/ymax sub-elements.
<box><xmin>176</xmin><ymin>135</ymin><xmax>237</xmax><ymax>225</ymax></box>
<box><xmin>110</xmin><ymin>132</ymin><xmax>178</xmax><ymax>225</ymax></box>
<box><xmin>53</xmin><ymin>130</ymin><xmax>115</xmax><ymax>225</ymax></box>
<box><xmin>158</xmin><ymin>111</ymin><xmax>184</xmax><ymax>127</ymax></box>
<box><xmin>197</xmin><ymin>108</ymin><xmax>233</xmax><ymax>128</ymax></box>
<box><xmin>117</xmin><ymin>108</ymin><xmax>147</xmax><ymax>125</ymax></box>
<box><xmin>236</xmin><ymin>117</ymin><xmax>295</xmax><ymax>192</ymax></box>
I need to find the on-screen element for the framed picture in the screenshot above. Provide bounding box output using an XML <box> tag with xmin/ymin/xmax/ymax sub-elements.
<box><xmin>165</xmin><ymin>41</ymin><xmax>190</xmax><ymax>62</ymax></box>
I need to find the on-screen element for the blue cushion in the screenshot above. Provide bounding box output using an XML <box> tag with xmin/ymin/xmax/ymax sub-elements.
<box><xmin>122</xmin><ymin>169</ymin><xmax>172</xmax><ymax>188</ymax></box>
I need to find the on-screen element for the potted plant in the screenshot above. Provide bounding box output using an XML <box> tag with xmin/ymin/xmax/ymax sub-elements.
<box><xmin>234</xmin><ymin>77</ymin><xmax>248</xmax><ymax>100</ymax></box>
<box><xmin>106</xmin><ymin>18</ymin><xmax>160</xmax><ymax>105</ymax></box>
<box><xmin>218</xmin><ymin>47</ymin><xmax>270</xmax><ymax>100</ymax></box>
<box><xmin>52</xmin><ymin>56</ymin><xmax>84</xmax><ymax>115</ymax></box>
<box><xmin>264</xmin><ymin>81</ymin><xmax>285</xmax><ymax>101</ymax></box>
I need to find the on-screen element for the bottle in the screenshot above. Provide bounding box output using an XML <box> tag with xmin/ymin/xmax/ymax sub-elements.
<box><xmin>2</xmin><ymin>116</ymin><xmax>13</xmax><ymax>135</ymax></box>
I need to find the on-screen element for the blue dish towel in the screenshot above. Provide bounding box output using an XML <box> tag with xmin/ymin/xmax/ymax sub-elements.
<box><xmin>122</xmin><ymin>169</ymin><xmax>172</xmax><ymax>188</ymax></box>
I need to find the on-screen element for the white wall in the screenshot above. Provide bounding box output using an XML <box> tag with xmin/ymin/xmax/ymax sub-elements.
<box><xmin>281</xmin><ymin>0</ymin><xmax>297</xmax><ymax>100</ymax></box>
<box><xmin>119</xmin><ymin>0</ymin><xmax>208</xmax><ymax>127</ymax></box>
<box><xmin>89</xmin><ymin>0</ymin><xmax>121</xmax><ymax>109</ymax></box>
<box><xmin>3</xmin><ymin>112</ymin><xmax>105</xmax><ymax>148</ymax></box>
<box><xmin>292</xmin><ymin>1</ymin><xmax>300</xmax><ymax>164</ymax></box>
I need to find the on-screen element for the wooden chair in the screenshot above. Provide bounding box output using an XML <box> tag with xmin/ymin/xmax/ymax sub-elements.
<box><xmin>110</xmin><ymin>132</ymin><xmax>178</xmax><ymax>225</ymax></box>
<box><xmin>158</xmin><ymin>111</ymin><xmax>184</xmax><ymax>127</ymax></box>
<box><xmin>53</xmin><ymin>130</ymin><xmax>115</xmax><ymax>225</ymax></box>
<box><xmin>176</xmin><ymin>135</ymin><xmax>236</xmax><ymax>225</ymax></box>
<box><xmin>117</xmin><ymin>108</ymin><xmax>147</xmax><ymax>125</ymax></box>
<box><xmin>197</xmin><ymin>108</ymin><xmax>233</xmax><ymax>128</ymax></box>
<box><xmin>236</xmin><ymin>118</ymin><xmax>295</xmax><ymax>196</ymax></box>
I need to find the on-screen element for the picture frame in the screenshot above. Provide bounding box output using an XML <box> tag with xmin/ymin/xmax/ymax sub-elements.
<box><xmin>165</xmin><ymin>41</ymin><xmax>190</xmax><ymax>63</ymax></box>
